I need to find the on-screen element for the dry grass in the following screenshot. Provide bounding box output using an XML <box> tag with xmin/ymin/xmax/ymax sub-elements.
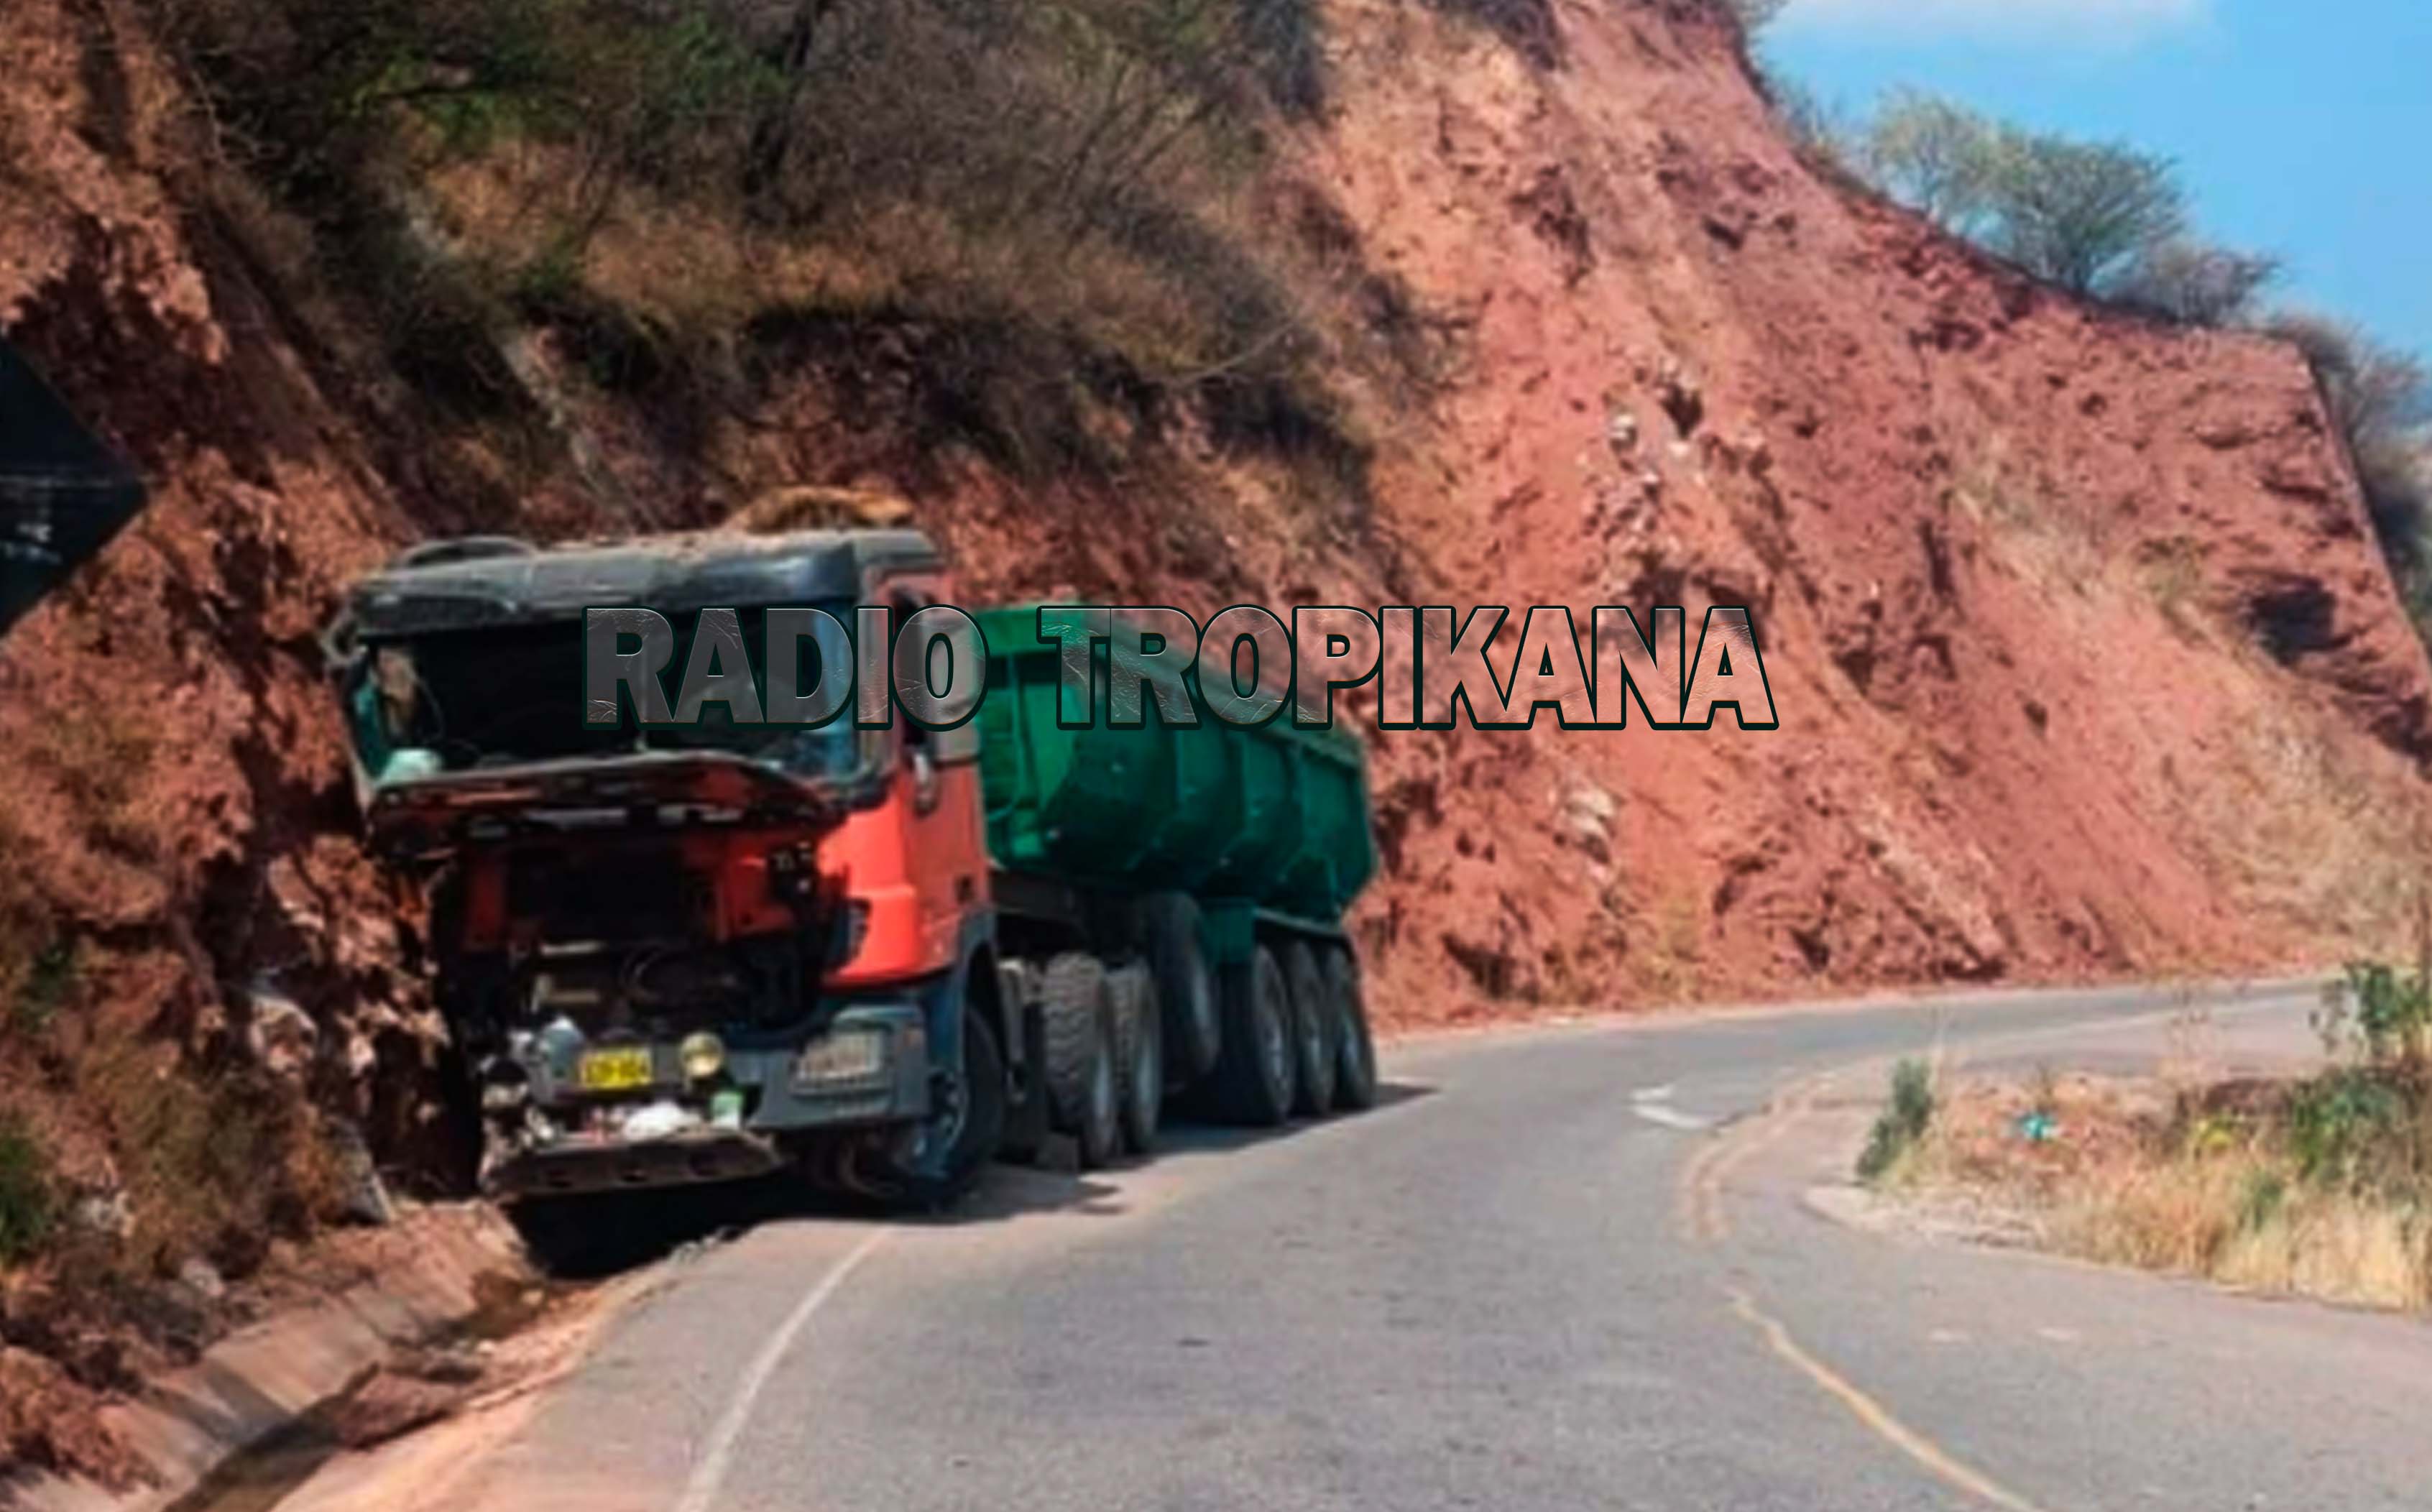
<box><xmin>78</xmin><ymin>1037</ymin><xmax>339</xmax><ymax>1278</ymax></box>
<box><xmin>1889</xmin><ymin>1063</ymin><xmax>2432</xmax><ymax>1314</ymax></box>
<box><xmin>151</xmin><ymin>0</ymin><xmax>1412</xmax><ymax>515</ymax></box>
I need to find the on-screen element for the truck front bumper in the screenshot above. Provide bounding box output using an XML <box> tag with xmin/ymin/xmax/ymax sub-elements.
<box><xmin>483</xmin><ymin>1001</ymin><xmax>935</xmax><ymax>1201</ymax></box>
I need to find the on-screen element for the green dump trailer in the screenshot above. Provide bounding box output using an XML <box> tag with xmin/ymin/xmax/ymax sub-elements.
<box><xmin>971</xmin><ymin>604</ymin><xmax>1380</xmax><ymax>1162</ymax></box>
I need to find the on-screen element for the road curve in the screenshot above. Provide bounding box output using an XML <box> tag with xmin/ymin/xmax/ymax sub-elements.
<box><xmin>289</xmin><ymin>979</ymin><xmax>2432</xmax><ymax>1512</ymax></box>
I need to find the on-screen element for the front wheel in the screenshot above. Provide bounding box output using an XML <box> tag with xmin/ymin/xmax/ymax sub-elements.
<box><xmin>847</xmin><ymin>1009</ymin><xmax>1008</xmax><ymax>1209</ymax></box>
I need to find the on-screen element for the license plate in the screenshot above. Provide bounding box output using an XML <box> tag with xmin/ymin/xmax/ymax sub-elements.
<box><xmin>579</xmin><ymin>1046</ymin><xmax>656</xmax><ymax>1092</ymax></box>
<box><xmin>795</xmin><ymin>1029</ymin><xmax>886</xmax><ymax>1087</ymax></box>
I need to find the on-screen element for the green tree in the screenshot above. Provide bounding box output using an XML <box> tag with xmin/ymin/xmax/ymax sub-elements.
<box><xmin>1986</xmin><ymin>130</ymin><xmax>2186</xmax><ymax>295</ymax></box>
<box><xmin>1859</xmin><ymin>90</ymin><xmax>2004</xmax><ymax>234</ymax></box>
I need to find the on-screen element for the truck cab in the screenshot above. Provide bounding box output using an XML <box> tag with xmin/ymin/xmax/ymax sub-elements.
<box><xmin>328</xmin><ymin>529</ymin><xmax>1023</xmax><ymax>1209</ymax></box>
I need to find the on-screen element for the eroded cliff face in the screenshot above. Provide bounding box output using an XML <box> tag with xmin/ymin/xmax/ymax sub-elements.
<box><xmin>1278</xmin><ymin>0</ymin><xmax>2432</xmax><ymax>1015</ymax></box>
<box><xmin>0</xmin><ymin>0</ymin><xmax>2427</xmax><ymax>1464</ymax></box>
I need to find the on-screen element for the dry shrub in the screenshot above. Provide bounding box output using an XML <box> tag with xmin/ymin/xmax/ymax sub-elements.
<box><xmin>1913</xmin><ymin>1050</ymin><xmax>2432</xmax><ymax>1314</ymax></box>
<box><xmin>2215</xmin><ymin>1190</ymin><xmax>2431</xmax><ymax>1311</ymax></box>
<box><xmin>78</xmin><ymin>1038</ymin><xmax>336</xmax><ymax>1280</ymax></box>
<box><xmin>2042</xmin><ymin>1151</ymin><xmax>2252</xmax><ymax>1276</ymax></box>
<box><xmin>148</xmin><ymin>0</ymin><xmax>1396</xmax><ymax>505</ymax></box>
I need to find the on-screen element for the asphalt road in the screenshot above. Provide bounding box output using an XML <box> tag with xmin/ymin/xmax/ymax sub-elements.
<box><xmin>286</xmin><ymin>978</ymin><xmax>2432</xmax><ymax>1512</ymax></box>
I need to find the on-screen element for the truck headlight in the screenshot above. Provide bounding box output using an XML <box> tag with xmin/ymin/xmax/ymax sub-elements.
<box><xmin>681</xmin><ymin>1032</ymin><xmax>727</xmax><ymax>1082</ymax></box>
<box><xmin>795</xmin><ymin>1028</ymin><xmax>887</xmax><ymax>1087</ymax></box>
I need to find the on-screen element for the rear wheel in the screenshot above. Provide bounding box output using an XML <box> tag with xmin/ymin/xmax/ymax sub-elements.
<box><xmin>1109</xmin><ymin>962</ymin><xmax>1164</xmax><ymax>1157</ymax></box>
<box><xmin>1143</xmin><ymin>894</ymin><xmax>1222</xmax><ymax>1082</ymax></box>
<box><xmin>1325</xmin><ymin>947</ymin><xmax>1378</xmax><ymax>1112</ymax></box>
<box><xmin>1042</xmin><ymin>952</ymin><xmax>1120</xmax><ymax>1169</ymax></box>
<box><xmin>1208</xmin><ymin>945</ymin><xmax>1295</xmax><ymax>1127</ymax></box>
<box><xmin>1283</xmin><ymin>941</ymin><xmax>1337</xmax><ymax>1117</ymax></box>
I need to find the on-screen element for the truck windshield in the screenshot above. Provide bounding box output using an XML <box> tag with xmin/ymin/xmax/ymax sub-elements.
<box><xmin>344</xmin><ymin>609</ymin><xmax>867</xmax><ymax>784</ymax></box>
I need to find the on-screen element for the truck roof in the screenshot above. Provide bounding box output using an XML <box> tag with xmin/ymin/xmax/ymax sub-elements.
<box><xmin>344</xmin><ymin>527</ymin><xmax>941</xmax><ymax>637</ymax></box>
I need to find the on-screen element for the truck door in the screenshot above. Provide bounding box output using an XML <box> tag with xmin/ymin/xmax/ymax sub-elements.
<box><xmin>884</xmin><ymin>581</ymin><xmax>989</xmax><ymax>969</ymax></box>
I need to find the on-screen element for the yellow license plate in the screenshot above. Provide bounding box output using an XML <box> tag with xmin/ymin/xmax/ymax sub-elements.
<box><xmin>579</xmin><ymin>1046</ymin><xmax>656</xmax><ymax>1092</ymax></box>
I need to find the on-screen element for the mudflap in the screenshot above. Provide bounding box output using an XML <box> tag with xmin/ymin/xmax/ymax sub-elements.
<box><xmin>998</xmin><ymin>995</ymin><xmax>1052</xmax><ymax>1163</ymax></box>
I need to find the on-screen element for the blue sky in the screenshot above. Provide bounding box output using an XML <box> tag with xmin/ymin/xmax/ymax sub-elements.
<box><xmin>1763</xmin><ymin>0</ymin><xmax>2431</xmax><ymax>359</ymax></box>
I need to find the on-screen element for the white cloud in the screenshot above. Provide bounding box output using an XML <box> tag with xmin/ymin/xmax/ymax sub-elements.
<box><xmin>1781</xmin><ymin>0</ymin><xmax>2206</xmax><ymax>42</ymax></box>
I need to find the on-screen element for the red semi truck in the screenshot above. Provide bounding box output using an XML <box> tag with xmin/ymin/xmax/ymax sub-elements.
<box><xmin>330</xmin><ymin>527</ymin><xmax>1378</xmax><ymax>1235</ymax></box>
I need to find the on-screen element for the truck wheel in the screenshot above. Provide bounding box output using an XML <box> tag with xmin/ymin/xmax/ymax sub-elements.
<box><xmin>1143</xmin><ymin>894</ymin><xmax>1222</xmax><ymax>1082</ymax></box>
<box><xmin>1325</xmin><ymin>947</ymin><xmax>1378</xmax><ymax>1112</ymax></box>
<box><xmin>1208</xmin><ymin>946</ymin><xmax>1295</xmax><ymax>1127</ymax></box>
<box><xmin>1284</xmin><ymin>941</ymin><xmax>1337</xmax><ymax>1117</ymax></box>
<box><xmin>1109</xmin><ymin>962</ymin><xmax>1164</xmax><ymax>1157</ymax></box>
<box><xmin>1042</xmin><ymin>952</ymin><xmax>1120</xmax><ymax>1169</ymax></box>
<box><xmin>848</xmin><ymin>1009</ymin><xmax>1008</xmax><ymax>1209</ymax></box>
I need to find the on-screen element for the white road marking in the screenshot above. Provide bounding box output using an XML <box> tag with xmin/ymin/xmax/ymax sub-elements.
<box><xmin>1634</xmin><ymin>1102</ymin><xmax>1713</xmax><ymax>1131</ymax></box>
<box><xmin>1631</xmin><ymin>1084</ymin><xmax>1677</xmax><ymax>1102</ymax></box>
<box><xmin>675</xmin><ymin>1226</ymin><xmax>893</xmax><ymax>1512</ymax></box>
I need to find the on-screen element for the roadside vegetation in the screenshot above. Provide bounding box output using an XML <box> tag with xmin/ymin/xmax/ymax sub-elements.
<box><xmin>1865</xmin><ymin>967</ymin><xmax>2432</xmax><ymax>1313</ymax></box>
<box><xmin>144</xmin><ymin>0</ymin><xmax>1423</xmax><ymax>522</ymax></box>
<box><xmin>1856</xmin><ymin>1057</ymin><xmax>1936</xmax><ymax>1181</ymax></box>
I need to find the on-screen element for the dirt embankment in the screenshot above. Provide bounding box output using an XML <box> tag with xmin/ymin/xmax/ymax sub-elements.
<box><xmin>2</xmin><ymin>0</ymin><xmax>2430</xmax><ymax>1482</ymax></box>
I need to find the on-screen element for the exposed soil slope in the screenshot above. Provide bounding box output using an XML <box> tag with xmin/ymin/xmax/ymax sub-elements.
<box><xmin>1281</xmin><ymin>0</ymin><xmax>2432</xmax><ymax>1015</ymax></box>
<box><xmin>1</xmin><ymin>0</ymin><xmax>2429</xmax><ymax>1475</ymax></box>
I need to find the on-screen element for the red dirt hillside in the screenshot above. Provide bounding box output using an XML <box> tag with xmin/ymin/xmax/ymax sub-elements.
<box><xmin>1281</xmin><ymin>0</ymin><xmax>2432</xmax><ymax>1015</ymax></box>
<box><xmin>0</xmin><ymin>0</ymin><xmax>2428</xmax><ymax>1468</ymax></box>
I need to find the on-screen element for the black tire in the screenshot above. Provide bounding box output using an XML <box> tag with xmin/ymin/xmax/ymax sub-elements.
<box><xmin>1283</xmin><ymin>941</ymin><xmax>1337</xmax><ymax>1117</ymax></box>
<box><xmin>848</xmin><ymin>1009</ymin><xmax>1008</xmax><ymax>1209</ymax></box>
<box><xmin>1208</xmin><ymin>945</ymin><xmax>1295</xmax><ymax>1127</ymax></box>
<box><xmin>1325</xmin><ymin>947</ymin><xmax>1378</xmax><ymax>1112</ymax></box>
<box><xmin>1109</xmin><ymin>963</ymin><xmax>1164</xmax><ymax>1157</ymax></box>
<box><xmin>1041</xmin><ymin>952</ymin><xmax>1107</xmax><ymax>1129</ymax></box>
<box><xmin>1073</xmin><ymin>1016</ymin><xmax>1120</xmax><ymax>1171</ymax></box>
<box><xmin>1042</xmin><ymin>952</ymin><xmax>1120</xmax><ymax>1169</ymax></box>
<box><xmin>1143</xmin><ymin>893</ymin><xmax>1222</xmax><ymax>1082</ymax></box>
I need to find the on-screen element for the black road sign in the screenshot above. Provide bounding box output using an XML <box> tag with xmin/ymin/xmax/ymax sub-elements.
<box><xmin>1</xmin><ymin>337</ymin><xmax>147</xmax><ymax>639</ymax></box>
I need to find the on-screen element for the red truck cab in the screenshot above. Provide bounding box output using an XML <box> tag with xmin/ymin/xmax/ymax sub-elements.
<box><xmin>330</xmin><ymin>530</ymin><xmax>1021</xmax><ymax>1212</ymax></box>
